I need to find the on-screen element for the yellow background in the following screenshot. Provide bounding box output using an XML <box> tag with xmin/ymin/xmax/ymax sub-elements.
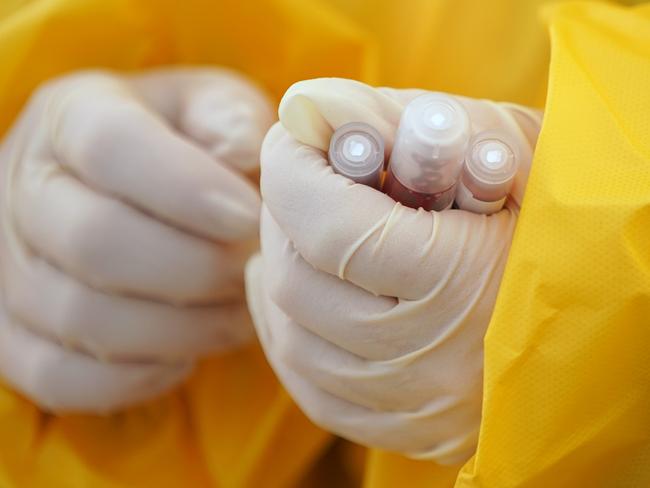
<box><xmin>0</xmin><ymin>1</ymin><xmax>648</xmax><ymax>486</ymax></box>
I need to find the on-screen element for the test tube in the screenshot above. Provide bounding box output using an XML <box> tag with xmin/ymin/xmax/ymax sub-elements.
<box><xmin>384</xmin><ymin>93</ymin><xmax>471</xmax><ymax>211</ymax></box>
<box><xmin>455</xmin><ymin>130</ymin><xmax>519</xmax><ymax>215</ymax></box>
<box><xmin>328</xmin><ymin>122</ymin><xmax>385</xmax><ymax>189</ymax></box>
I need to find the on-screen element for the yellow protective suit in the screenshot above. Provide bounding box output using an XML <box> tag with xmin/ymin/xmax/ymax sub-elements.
<box><xmin>0</xmin><ymin>0</ymin><xmax>648</xmax><ymax>486</ymax></box>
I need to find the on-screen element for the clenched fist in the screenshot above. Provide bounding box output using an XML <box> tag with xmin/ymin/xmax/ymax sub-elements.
<box><xmin>247</xmin><ymin>78</ymin><xmax>542</xmax><ymax>464</ymax></box>
<box><xmin>0</xmin><ymin>68</ymin><xmax>273</xmax><ymax>412</ymax></box>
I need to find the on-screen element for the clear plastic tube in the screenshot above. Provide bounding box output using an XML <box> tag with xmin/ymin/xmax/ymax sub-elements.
<box><xmin>455</xmin><ymin>130</ymin><xmax>519</xmax><ymax>215</ymax></box>
<box><xmin>385</xmin><ymin>93</ymin><xmax>471</xmax><ymax>211</ymax></box>
<box><xmin>328</xmin><ymin>122</ymin><xmax>385</xmax><ymax>189</ymax></box>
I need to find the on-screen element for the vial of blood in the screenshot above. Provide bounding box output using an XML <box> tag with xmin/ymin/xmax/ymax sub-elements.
<box><xmin>384</xmin><ymin>93</ymin><xmax>471</xmax><ymax>211</ymax></box>
<box><xmin>328</xmin><ymin>122</ymin><xmax>385</xmax><ymax>189</ymax></box>
<box><xmin>455</xmin><ymin>130</ymin><xmax>519</xmax><ymax>215</ymax></box>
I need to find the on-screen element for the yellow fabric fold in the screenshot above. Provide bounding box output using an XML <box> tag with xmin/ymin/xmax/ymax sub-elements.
<box><xmin>0</xmin><ymin>0</ymin><xmax>647</xmax><ymax>486</ymax></box>
<box><xmin>457</xmin><ymin>2</ymin><xmax>650</xmax><ymax>486</ymax></box>
<box><xmin>363</xmin><ymin>451</ymin><xmax>461</xmax><ymax>488</ymax></box>
<box><xmin>0</xmin><ymin>344</ymin><xmax>329</xmax><ymax>487</ymax></box>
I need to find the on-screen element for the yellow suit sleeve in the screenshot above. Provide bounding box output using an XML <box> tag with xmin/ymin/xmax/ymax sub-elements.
<box><xmin>359</xmin><ymin>2</ymin><xmax>650</xmax><ymax>487</ymax></box>
<box><xmin>1</xmin><ymin>0</ymin><xmax>648</xmax><ymax>486</ymax></box>
<box><xmin>0</xmin><ymin>344</ymin><xmax>330</xmax><ymax>488</ymax></box>
<box><xmin>456</xmin><ymin>2</ymin><xmax>650</xmax><ymax>486</ymax></box>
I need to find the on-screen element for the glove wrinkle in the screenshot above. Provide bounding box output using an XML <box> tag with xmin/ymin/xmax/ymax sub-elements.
<box><xmin>0</xmin><ymin>68</ymin><xmax>272</xmax><ymax>412</ymax></box>
<box><xmin>340</xmin><ymin>209</ymin><xmax>391</xmax><ymax>281</ymax></box>
<box><xmin>252</xmin><ymin>78</ymin><xmax>542</xmax><ymax>462</ymax></box>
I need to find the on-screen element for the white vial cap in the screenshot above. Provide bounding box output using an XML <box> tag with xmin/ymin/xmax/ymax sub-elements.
<box><xmin>328</xmin><ymin>122</ymin><xmax>384</xmax><ymax>188</ymax></box>
<box><xmin>389</xmin><ymin>93</ymin><xmax>471</xmax><ymax>194</ymax></box>
<box><xmin>462</xmin><ymin>130</ymin><xmax>519</xmax><ymax>203</ymax></box>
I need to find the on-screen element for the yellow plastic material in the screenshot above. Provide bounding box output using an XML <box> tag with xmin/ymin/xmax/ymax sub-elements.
<box><xmin>0</xmin><ymin>344</ymin><xmax>329</xmax><ymax>487</ymax></box>
<box><xmin>0</xmin><ymin>0</ymin><xmax>567</xmax><ymax>136</ymax></box>
<box><xmin>0</xmin><ymin>0</ymin><xmax>648</xmax><ymax>486</ymax></box>
<box><xmin>457</xmin><ymin>2</ymin><xmax>650</xmax><ymax>486</ymax></box>
<box><xmin>363</xmin><ymin>451</ymin><xmax>461</xmax><ymax>487</ymax></box>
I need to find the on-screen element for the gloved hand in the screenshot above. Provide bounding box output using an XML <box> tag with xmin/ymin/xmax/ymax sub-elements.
<box><xmin>246</xmin><ymin>78</ymin><xmax>542</xmax><ymax>464</ymax></box>
<box><xmin>0</xmin><ymin>68</ymin><xmax>274</xmax><ymax>413</ymax></box>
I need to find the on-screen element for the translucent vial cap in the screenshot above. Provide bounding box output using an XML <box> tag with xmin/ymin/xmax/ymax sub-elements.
<box><xmin>328</xmin><ymin>122</ymin><xmax>385</xmax><ymax>188</ymax></box>
<box><xmin>462</xmin><ymin>130</ymin><xmax>519</xmax><ymax>202</ymax></box>
<box><xmin>389</xmin><ymin>93</ymin><xmax>471</xmax><ymax>193</ymax></box>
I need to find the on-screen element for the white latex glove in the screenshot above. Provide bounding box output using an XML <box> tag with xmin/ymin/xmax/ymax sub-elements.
<box><xmin>0</xmin><ymin>68</ymin><xmax>274</xmax><ymax>413</ymax></box>
<box><xmin>246</xmin><ymin>78</ymin><xmax>542</xmax><ymax>464</ymax></box>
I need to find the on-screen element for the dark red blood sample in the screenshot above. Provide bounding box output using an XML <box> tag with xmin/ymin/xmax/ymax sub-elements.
<box><xmin>383</xmin><ymin>168</ymin><xmax>455</xmax><ymax>211</ymax></box>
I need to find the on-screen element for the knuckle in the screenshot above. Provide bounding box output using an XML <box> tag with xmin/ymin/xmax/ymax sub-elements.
<box><xmin>52</xmin><ymin>281</ymin><xmax>90</xmax><ymax>340</ymax></box>
<box><xmin>2</xmin><ymin>275</ymin><xmax>25</xmax><ymax>324</ymax></box>
<box><xmin>266</xmin><ymin>268</ymin><xmax>296</xmax><ymax>312</ymax></box>
<box><xmin>50</xmin><ymin>79</ymin><xmax>141</xmax><ymax>170</ymax></box>
<box><xmin>273</xmin><ymin>325</ymin><xmax>299</xmax><ymax>367</ymax></box>
<box><xmin>24</xmin><ymin>342</ymin><xmax>68</xmax><ymax>411</ymax></box>
<box><xmin>265</xmin><ymin>249</ymin><xmax>303</xmax><ymax>313</ymax></box>
<box><xmin>268</xmin><ymin>313</ymin><xmax>304</xmax><ymax>369</ymax></box>
<box><xmin>71</xmin><ymin>102</ymin><xmax>140</xmax><ymax>169</ymax></box>
<box><xmin>1</xmin><ymin>242</ymin><xmax>90</xmax><ymax>347</ymax></box>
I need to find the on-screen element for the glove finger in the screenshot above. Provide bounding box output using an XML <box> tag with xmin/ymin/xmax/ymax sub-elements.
<box><xmin>275</xmin><ymin>359</ymin><xmax>478</xmax><ymax>466</ymax></box>
<box><xmin>262</xmin><ymin>123</ymin><xmax>517</xmax><ymax>300</ymax></box>
<box><xmin>261</xmin><ymin>205</ymin><xmax>408</xmax><ymax>360</ymax></box>
<box><xmin>262</xmin><ymin>205</ymin><xmax>500</xmax><ymax>366</ymax></box>
<box><xmin>45</xmin><ymin>73</ymin><xmax>260</xmax><ymax>242</ymax></box>
<box><xmin>262</xmin><ymin>283</ymin><xmax>482</xmax><ymax>417</ymax></box>
<box><xmin>2</xmin><ymin>242</ymin><xmax>252</xmax><ymax>361</ymax></box>
<box><xmin>128</xmin><ymin>68</ymin><xmax>275</xmax><ymax>172</ymax></box>
<box><xmin>0</xmin><ymin>309</ymin><xmax>191</xmax><ymax>414</ymax></box>
<box><xmin>279</xmin><ymin>78</ymin><xmax>403</xmax><ymax>151</ymax></box>
<box><xmin>244</xmin><ymin>266</ymin><xmax>477</xmax><ymax>465</ymax></box>
<box><xmin>246</xmin><ymin>256</ymin><xmax>479</xmax><ymax>464</ymax></box>
<box><xmin>276</xmin><ymin>363</ymin><xmax>477</xmax><ymax>465</ymax></box>
<box><xmin>12</xmin><ymin>162</ymin><xmax>248</xmax><ymax>304</ymax></box>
